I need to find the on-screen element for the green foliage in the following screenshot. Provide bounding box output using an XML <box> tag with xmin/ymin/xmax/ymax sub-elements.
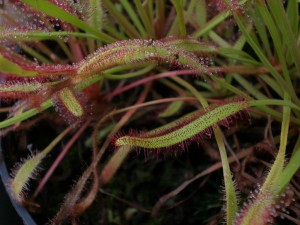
<box><xmin>1</xmin><ymin>0</ymin><xmax>300</xmax><ymax>224</ymax></box>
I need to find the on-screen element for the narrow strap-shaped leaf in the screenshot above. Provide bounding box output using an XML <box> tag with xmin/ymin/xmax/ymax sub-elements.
<box><xmin>249</xmin><ymin>4</ymin><xmax>272</xmax><ymax>58</ymax></box>
<box><xmin>234</xmin><ymin>12</ymin><xmax>300</xmax><ymax>106</ymax></box>
<box><xmin>258</xmin><ymin>3</ymin><xmax>292</xmax><ymax>88</ymax></box>
<box><xmin>233</xmin><ymin>24</ymin><xmax>252</xmax><ymax>50</ymax></box>
<box><xmin>208</xmin><ymin>30</ymin><xmax>231</xmax><ymax>48</ymax></box>
<box><xmin>173</xmin><ymin>0</ymin><xmax>186</xmax><ymax>37</ymax></box>
<box><xmin>267</xmin><ymin>0</ymin><xmax>300</xmax><ymax>78</ymax></box>
<box><xmin>261</xmin><ymin>92</ymin><xmax>291</xmax><ymax>194</ymax></box>
<box><xmin>259</xmin><ymin>75</ymin><xmax>284</xmax><ymax>98</ymax></box>
<box><xmin>20</xmin><ymin>0</ymin><xmax>116</xmax><ymax>43</ymax></box>
<box><xmin>119</xmin><ymin>0</ymin><xmax>147</xmax><ymax>38</ymax></box>
<box><xmin>232</xmin><ymin>73</ymin><xmax>269</xmax><ymax>100</ymax></box>
<box><xmin>287</xmin><ymin>0</ymin><xmax>298</xmax><ymax>39</ymax></box>
<box><xmin>133</xmin><ymin>0</ymin><xmax>155</xmax><ymax>38</ymax></box>
<box><xmin>158</xmin><ymin>98</ymin><xmax>184</xmax><ymax>118</ymax></box>
<box><xmin>101</xmin><ymin>0</ymin><xmax>142</xmax><ymax>39</ymax></box>
<box><xmin>192</xmin><ymin>11</ymin><xmax>230</xmax><ymax>37</ymax></box>
<box><xmin>275</xmin><ymin>146</ymin><xmax>300</xmax><ymax>195</ymax></box>
<box><xmin>0</xmin><ymin>55</ymin><xmax>38</xmax><ymax>76</ymax></box>
<box><xmin>210</xmin><ymin>75</ymin><xmax>300</xmax><ymax>125</ymax></box>
<box><xmin>155</xmin><ymin>0</ymin><xmax>165</xmax><ymax>38</ymax></box>
<box><xmin>185</xmin><ymin>0</ymin><xmax>197</xmax><ymax>24</ymax></box>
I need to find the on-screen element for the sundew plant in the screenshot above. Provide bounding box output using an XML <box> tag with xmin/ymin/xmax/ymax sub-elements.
<box><xmin>1</xmin><ymin>0</ymin><xmax>300</xmax><ymax>224</ymax></box>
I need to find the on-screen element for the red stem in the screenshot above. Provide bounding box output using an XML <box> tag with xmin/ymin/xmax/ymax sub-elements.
<box><xmin>105</xmin><ymin>67</ymin><xmax>238</xmax><ymax>101</ymax></box>
<box><xmin>106</xmin><ymin>69</ymin><xmax>199</xmax><ymax>101</ymax></box>
<box><xmin>33</xmin><ymin>119</ymin><xmax>92</xmax><ymax>198</ymax></box>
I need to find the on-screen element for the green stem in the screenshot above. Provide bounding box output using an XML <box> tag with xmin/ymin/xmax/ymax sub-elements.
<box><xmin>248</xmin><ymin>100</ymin><xmax>300</xmax><ymax>111</ymax></box>
<box><xmin>25</xmin><ymin>31</ymin><xmax>102</xmax><ymax>41</ymax></box>
<box><xmin>173</xmin><ymin>0</ymin><xmax>187</xmax><ymax>38</ymax></box>
<box><xmin>21</xmin><ymin>44</ymin><xmax>52</xmax><ymax>64</ymax></box>
<box><xmin>275</xmin><ymin>146</ymin><xmax>300</xmax><ymax>195</ymax></box>
<box><xmin>171</xmin><ymin>76</ymin><xmax>237</xmax><ymax>225</ymax></box>
<box><xmin>156</xmin><ymin>0</ymin><xmax>165</xmax><ymax>38</ymax></box>
<box><xmin>185</xmin><ymin>0</ymin><xmax>197</xmax><ymax>23</ymax></box>
<box><xmin>250</xmin><ymin>4</ymin><xmax>272</xmax><ymax>58</ymax></box>
<box><xmin>192</xmin><ymin>11</ymin><xmax>229</xmax><ymax>37</ymax></box>
<box><xmin>214</xmin><ymin>126</ymin><xmax>237</xmax><ymax>225</ymax></box>
<box><xmin>21</xmin><ymin>0</ymin><xmax>116</xmax><ymax>43</ymax></box>
<box><xmin>133</xmin><ymin>0</ymin><xmax>155</xmax><ymax>38</ymax></box>
<box><xmin>267</xmin><ymin>0</ymin><xmax>300</xmax><ymax>78</ymax></box>
<box><xmin>233</xmin><ymin>12</ymin><xmax>300</xmax><ymax>106</ymax></box>
<box><xmin>210</xmin><ymin>75</ymin><xmax>300</xmax><ymax>125</ymax></box>
<box><xmin>102</xmin><ymin>64</ymin><xmax>156</xmax><ymax>79</ymax></box>
<box><xmin>101</xmin><ymin>0</ymin><xmax>142</xmax><ymax>39</ymax></box>
<box><xmin>262</xmin><ymin>92</ymin><xmax>291</xmax><ymax>194</ymax></box>
<box><xmin>258</xmin><ymin>3</ymin><xmax>293</xmax><ymax>89</ymax></box>
<box><xmin>120</xmin><ymin>0</ymin><xmax>147</xmax><ymax>38</ymax></box>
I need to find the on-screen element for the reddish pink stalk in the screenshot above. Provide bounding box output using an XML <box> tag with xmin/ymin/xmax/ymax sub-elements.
<box><xmin>106</xmin><ymin>70</ymin><xmax>199</xmax><ymax>101</ymax></box>
<box><xmin>33</xmin><ymin>119</ymin><xmax>92</xmax><ymax>198</ymax></box>
<box><xmin>68</xmin><ymin>36</ymin><xmax>84</xmax><ymax>62</ymax></box>
<box><xmin>106</xmin><ymin>67</ymin><xmax>243</xmax><ymax>101</ymax></box>
<box><xmin>106</xmin><ymin>64</ymin><xmax>274</xmax><ymax>101</ymax></box>
<box><xmin>100</xmin><ymin>83</ymin><xmax>152</xmax><ymax>183</ymax></box>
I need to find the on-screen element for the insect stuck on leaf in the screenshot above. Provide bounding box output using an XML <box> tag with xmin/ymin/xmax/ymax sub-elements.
<box><xmin>147</xmin><ymin>37</ymin><xmax>154</xmax><ymax>46</ymax></box>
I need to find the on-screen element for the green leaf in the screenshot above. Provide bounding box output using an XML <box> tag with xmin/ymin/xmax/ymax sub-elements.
<box><xmin>191</xmin><ymin>11</ymin><xmax>230</xmax><ymax>37</ymax></box>
<box><xmin>234</xmin><ymin>12</ymin><xmax>300</xmax><ymax>106</ymax></box>
<box><xmin>0</xmin><ymin>100</ymin><xmax>52</xmax><ymax>129</ymax></box>
<box><xmin>88</xmin><ymin>0</ymin><xmax>105</xmax><ymax>31</ymax></box>
<box><xmin>158</xmin><ymin>99</ymin><xmax>184</xmax><ymax>118</ymax></box>
<box><xmin>275</xmin><ymin>145</ymin><xmax>300</xmax><ymax>195</ymax></box>
<box><xmin>120</xmin><ymin>0</ymin><xmax>147</xmax><ymax>38</ymax></box>
<box><xmin>249</xmin><ymin>3</ymin><xmax>272</xmax><ymax>58</ymax></box>
<box><xmin>20</xmin><ymin>0</ymin><xmax>116</xmax><ymax>43</ymax></box>
<box><xmin>101</xmin><ymin>0</ymin><xmax>142</xmax><ymax>39</ymax></box>
<box><xmin>267</xmin><ymin>0</ymin><xmax>300</xmax><ymax>78</ymax></box>
<box><xmin>133</xmin><ymin>0</ymin><xmax>155</xmax><ymax>38</ymax></box>
<box><xmin>0</xmin><ymin>54</ymin><xmax>38</xmax><ymax>76</ymax></box>
<box><xmin>10</xmin><ymin>125</ymin><xmax>73</xmax><ymax>202</ymax></box>
<box><xmin>172</xmin><ymin>0</ymin><xmax>186</xmax><ymax>38</ymax></box>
